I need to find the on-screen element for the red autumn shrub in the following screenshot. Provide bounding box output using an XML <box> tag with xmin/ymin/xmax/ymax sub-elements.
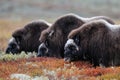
<box><xmin>0</xmin><ymin>57</ymin><xmax>120</xmax><ymax>80</ymax></box>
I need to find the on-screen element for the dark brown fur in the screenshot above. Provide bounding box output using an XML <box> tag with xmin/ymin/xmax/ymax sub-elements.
<box><xmin>6</xmin><ymin>20</ymin><xmax>50</xmax><ymax>53</ymax></box>
<box><xmin>39</xmin><ymin>13</ymin><xmax>115</xmax><ymax>58</ymax></box>
<box><xmin>67</xmin><ymin>19</ymin><xmax>120</xmax><ymax>67</ymax></box>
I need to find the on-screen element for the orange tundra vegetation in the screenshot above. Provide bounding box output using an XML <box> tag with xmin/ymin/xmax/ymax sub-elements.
<box><xmin>0</xmin><ymin>57</ymin><xmax>120</xmax><ymax>80</ymax></box>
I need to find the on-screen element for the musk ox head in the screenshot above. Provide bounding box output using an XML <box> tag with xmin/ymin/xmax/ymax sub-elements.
<box><xmin>37</xmin><ymin>28</ymin><xmax>61</xmax><ymax>57</ymax></box>
<box><xmin>5</xmin><ymin>20</ymin><xmax>50</xmax><ymax>54</ymax></box>
<box><xmin>37</xmin><ymin>29</ymin><xmax>52</xmax><ymax>57</ymax></box>
<box><xmin>5</xmin><ymin>37</ymin><xmax>20</xmax><ymax>54</ymax></box>
<box><xmin>64</xmin><ymin>39</ymin><xmax>81</xmax><ymax>62</ymax></box>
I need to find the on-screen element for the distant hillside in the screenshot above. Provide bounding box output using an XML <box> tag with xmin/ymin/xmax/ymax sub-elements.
<box><xmin>0</xmin><ymin>0</ymin><xmax>120</xmax><ymax>20</ymax></box>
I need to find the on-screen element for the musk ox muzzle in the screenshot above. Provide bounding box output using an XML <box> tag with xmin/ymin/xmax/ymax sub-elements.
<box><xmin>37</xmin><ymin>43</ymin><xmax>48</xmax><ymax>57</ymax></box>
<box><xmin>64</xmin><ymin>39</ymin><xmax>79</xmax><ymax>62</ymax></box>
<box><xmin>5</xmin><ymin>37</ymin><xmax>20</xmax><ymax>54</ymax></box>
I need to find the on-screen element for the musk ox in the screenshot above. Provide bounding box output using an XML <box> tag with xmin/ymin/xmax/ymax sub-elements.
<box><xmin>38</xmin><ymin>13</ymin><xmax>115</xmax><ymax>58</ymax></box>
<box><xmin>64</xmin><ymin>19</ymin><xmax>120</xmax><ymax>67</ymax></box>
<box><xmin>5</xmin><ymin>20</ymin><xmax>51</xmax><ymax>54</ymax></box>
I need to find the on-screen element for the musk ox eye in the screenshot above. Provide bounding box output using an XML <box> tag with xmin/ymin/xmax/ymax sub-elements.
<box><xmin>73</xmin><ymin>36</ymin><xmax>80</xmax><ymax>46</ymax></box>
<box><xmin>11</xmin><ymin>44</ymin><xmax>17</xmax><ymax>48</ymax></box>
<box><xmin>45</xmin><ymin>40</ymin><xmax>49</xmax><ymax>47</ymax></box>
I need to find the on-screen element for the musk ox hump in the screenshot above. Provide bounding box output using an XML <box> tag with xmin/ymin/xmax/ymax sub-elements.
<box><xmin>84</xmin><ymin>16</ymin><xmax>115</xmax><ymax>25</ymax></box>
<box><xmin>24</xmin><ymin>19</ymin><xmax>51</xmax><ymax>32</ymax></box>
<box><xmin>12</xmin><ymin>20</ymin><xmax>50</xmax><ymax>41</ymax></box>
<box><xmin>51</xmin><ymin>13</ymin><xmax>84</xmax><ymax>32</ymax></box>
<box><xmin>68</xmin><ymin>19</ymin><xmax>112</xmax><ymax>39</ymax></box>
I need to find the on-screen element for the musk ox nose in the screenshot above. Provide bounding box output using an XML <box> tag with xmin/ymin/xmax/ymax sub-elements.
<box><xmin>37</xmin><ymin>43</ymin><xmax>48</xmax><ymax>57</ymax></box>
<box><xmin>5</xmin><ymin>47</ymin><xmax>19</xmax><ymax>54</ymax></box>
<box><xmin>5</xmin><ymin>47</ymin><xmax>11</xmax><ymax>53</ymax></box>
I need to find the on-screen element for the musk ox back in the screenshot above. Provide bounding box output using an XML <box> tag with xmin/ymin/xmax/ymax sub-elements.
<box><xmin>5</xmin><ymin>20</ymin><xmax>50</xmax><ymax>54</ymax></box>
<box><xmin>38</xmin><ymin>13</ymin><xmax>115</xmax><ymax>58</ymax></box>
<box><xmin>64</xmin><ymin>19</ymin><xmax>120</xmax><ymax>67</ymax></box>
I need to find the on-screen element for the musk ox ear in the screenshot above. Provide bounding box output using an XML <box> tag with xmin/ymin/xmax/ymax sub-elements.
<box><xmin>48</xmin><ymin>30</ymin><xmax>54</xmax><ymax>38</ymax></box>
<box><xmin>73</xmin><ymin>34</ymin><xmax>80</xmax><ymax>46</ymax></box>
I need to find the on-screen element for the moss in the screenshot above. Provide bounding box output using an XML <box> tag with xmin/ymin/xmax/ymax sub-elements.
<box><xmin>0</xmin><ymin>78</ymin><xmax>4</xmax><ymax>80</ymax></box>
<box><xmin>0</xmin><ymin>52</ymin><xmax>37</xmax><ymax>61</ymax></box>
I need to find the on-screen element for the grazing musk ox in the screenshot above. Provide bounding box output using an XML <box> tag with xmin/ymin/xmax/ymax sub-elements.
<box><xmin>38</xmin><ymin>13</ymin><xmax>115</xmax><ymax>58</ymax></box>
<box><xmin>64</xmin><ymin>19</ymin><xmax>120</xmax><ymax>67</ymax></box>
<box><xmin>5</xmin><ymin>20</ymin><xmax>51</xmax><ymax>54</ymax></box>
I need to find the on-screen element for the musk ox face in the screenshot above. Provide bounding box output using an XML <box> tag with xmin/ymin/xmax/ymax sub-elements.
<box><xmin>37</xmin><ymin>30</ymin><xmax>55</xmax><ymax>57</ymax></box>
<box><xmin>37</xmin><ymin>41</ymin><xmax>49</xmax><ymax>57</ymax></box>
<box><xmin>6</xmin><ymin>29</ymin><xmax>31</xmax><ymax>54</ymax></box>
<box><xmin>64</xmin><ymin>35</ymin><xmax>85</xmax><ymax>62</ymax></box>
<box><xmin>5</xmin><ymin>37</ymin><xmax>20</xmax><ymax>54</ymax></box>
<box><xmin>64</xmin><ymin>39</ymin><xmax>79</xmax><ymax>62</ymax></box>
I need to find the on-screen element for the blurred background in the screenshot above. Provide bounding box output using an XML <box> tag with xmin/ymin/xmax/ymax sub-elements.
<box><xmin>0</xmin><ymin>0</ymin><xmax>120</xmax><ymax>51</ymax></box>
<box><xmin>0</xmin><ymin>0</ymin><xmax>120</xmax><ymax>20</ymax></box>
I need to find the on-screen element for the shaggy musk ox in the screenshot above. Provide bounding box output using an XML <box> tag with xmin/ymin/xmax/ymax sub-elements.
<box><xmin>38</xmin><ymin>13</ymin><xmax>115</xmax><ymax>58</ymax></box>
<box><xmin>5</xmin><ymin>20</ymin><xmax>51</xmax><ymax>54</ymax></box>
<box><xmin>64</xmin><ymin>19</ymin><xmax>120</xmax><ymax>67</ymax></box>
